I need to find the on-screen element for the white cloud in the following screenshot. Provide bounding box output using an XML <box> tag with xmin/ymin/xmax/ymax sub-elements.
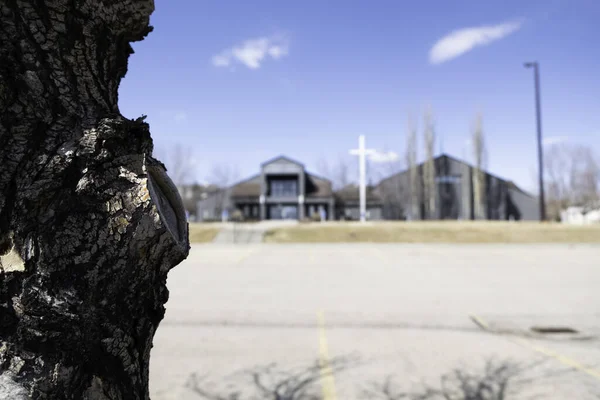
<box><xmin>368</xmin><ymin>151</ymin><xmax>399</xmax><ymax>163</ymax></box>
<box><xmin>212</xmin><ymin>34</ymin><xmax>289</xmax><ymax>70</ymax></box>
<box><xmin>429</xmin><ymin>19</ymin><xmax>524</xmax><ymax>65</ymax></box>
<box><xmin>542</xmin><ymin>136</ymin><xmax>569</xmax><ymax>146</ymax></box>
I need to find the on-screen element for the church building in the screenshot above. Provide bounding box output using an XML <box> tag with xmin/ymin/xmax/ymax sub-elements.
<box><xmin>196</xmin><ymin>154</ymin><xmax>540</xmax><ymax>222</ymax></box>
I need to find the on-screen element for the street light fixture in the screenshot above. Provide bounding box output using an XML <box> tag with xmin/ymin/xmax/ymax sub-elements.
<box><xmin>524</xmin><ymin>61</ymin><xmax>546</xmax><ymax>221</ymax></box>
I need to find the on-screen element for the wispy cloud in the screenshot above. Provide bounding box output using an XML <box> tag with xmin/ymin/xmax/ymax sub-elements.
<box><xmin>211</xmin><ymin>34</ymin><xmax>290</xmax><ymax>70</ymax></box>
<box><xmin>542</xmin><ymin>136</ymin><xmax>569</xmax><ymax>146</ymax></box>
<box><xmin>429</xmin><ymin>19</ymin><xmax>524</xmax><ymax>65</ymax></box>
<box><xmin>174</xmin><ymin>111</ymin><xmax>187</xmax><ymax>123</ymax></box>
<box><xmin>368</xmin><ymin>151</ymin><xmax>399</xmax><ymax>163</ymax></box>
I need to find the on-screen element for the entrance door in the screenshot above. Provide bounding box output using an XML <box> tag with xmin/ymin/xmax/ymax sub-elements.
<box><xmin>268</xmin><ymin>204</ymin><xmax>298</xmax><ymax>220</ymax></box>
<box><xmin>281</xmin><ymin>205</ymin><xmax>298</xmax><ymax>220</ymax></box>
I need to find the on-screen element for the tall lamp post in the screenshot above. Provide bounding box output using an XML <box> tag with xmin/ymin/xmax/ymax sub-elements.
<box><xmin>524</xmin><ymin>61</ymin><xmax>546</xmax><ymax>221</ymax></box>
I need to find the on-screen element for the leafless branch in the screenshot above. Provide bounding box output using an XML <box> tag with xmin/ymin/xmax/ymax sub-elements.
<box><xmin>203</xmin><ymin>163</ymin><xmax>240</xmax><ymax>217</ymax></box>
<box><xmin>544</xmin><ymin>143</ymin><xmax>600</xmax><ymax>220</ymax></box>
<box><xmin>316</xmin><ymin>156</ymin><xmax>354</xmax><ymax>190</ymax></box>
<box><xmin>154</xmin><ymin>143</ymin><xmax>196</xmax><ymax>186</ymax></box>
<box><xmin>207</xmin><ymin>163</ymin><xmax>240</xmax><ymax>188</ymax></box>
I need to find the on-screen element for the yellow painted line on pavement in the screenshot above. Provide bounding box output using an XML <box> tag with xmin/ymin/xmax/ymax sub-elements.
<box><xmin>469</xmin><ymin>314</ymin><xmax>600</xmax><ymax>381</ymax></box>
<box><xmin>512</xmin><ymin>338</ymin><xmax>600</xmax><ymax>380</ymax></box>
<box><xmin>469</xmin><ymin>314</ymin><xmax>490</xmax><ymax>330</ymax></box>
<box><xmin>317</xmin><ymin>310</ymin><xmax>338</xmax><ymax>400</ymax></box>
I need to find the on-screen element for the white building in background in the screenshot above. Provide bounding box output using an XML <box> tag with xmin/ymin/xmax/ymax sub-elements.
<box><xmin>561</xmin><ymin>205</ymin><xmax>600</xmax><ymax>225</ymax></box>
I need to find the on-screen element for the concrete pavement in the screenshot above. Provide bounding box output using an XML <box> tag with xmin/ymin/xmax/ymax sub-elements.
<box><xmin>150</xmin><ymin>243</ymin><xmax>600</xmax><ymax>399</ymax></box>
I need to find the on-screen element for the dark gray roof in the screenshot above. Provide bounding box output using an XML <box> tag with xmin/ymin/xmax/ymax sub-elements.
<box><xmin>225</xmin><ymin>171</ymin><xmax>334</xmax><ymax>199</ymax></box>
<box><xmin>334</xmin><ymin>184</ymin><xmax>383</xmax><ymax>203</ymax></box>
<box><xmin>229</xmin><ymin>174</ymin><xmax>261</xmax><ymax>198</ymax></box>
<box><xmin>260</xmin><ymin>155</ymin><xmax>305</xmax><ymax>168</ymax></box>
<box><xmin>378</xmin><ymin>153</ymin><xmax>534</xmax><ymax>197</ymax></box>
<box><xmin>305</xmin><ymin>173</ymin><xmax>333</xmax><ymax>198</ymax></box>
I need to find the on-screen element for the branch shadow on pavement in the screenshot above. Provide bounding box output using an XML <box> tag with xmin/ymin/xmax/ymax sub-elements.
<box><xmin>360</xmin><ymin>357</ymin><xmax>577</xmax><ymax>400</ymax></box>
<box><xmin>185</xmin><ymin>354</ymin><xmax>360</xmax><ymax>400</ymax></box>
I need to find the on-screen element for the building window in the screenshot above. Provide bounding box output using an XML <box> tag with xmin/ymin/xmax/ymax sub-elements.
<box><xmin>270</xmin><ymin>179</ymin><xmax>298</xmax><ymax>197</ymax></box>
<box><xmin>435</xmin><ymin>175</ymin><xmax>461</xmax><ymax>184</ymax></box>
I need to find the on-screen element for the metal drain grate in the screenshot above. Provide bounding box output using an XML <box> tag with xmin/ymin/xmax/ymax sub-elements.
<box><xmin>530</xmin><ymin>326</ymin><xmax>579</xmax><ymax>334</ymax></box>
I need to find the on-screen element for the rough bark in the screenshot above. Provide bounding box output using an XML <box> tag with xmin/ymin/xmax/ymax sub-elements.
<box><xmin>0</xmin><ymin>1</ymin><xmax>190</xmax><ymax>399</ymax></box>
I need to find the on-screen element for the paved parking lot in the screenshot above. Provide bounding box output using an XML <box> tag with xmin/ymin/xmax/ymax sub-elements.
<box><xmin>150</xmin><ymin>243</ymin><xmax>600</xmax><ymax>399</ymax></box>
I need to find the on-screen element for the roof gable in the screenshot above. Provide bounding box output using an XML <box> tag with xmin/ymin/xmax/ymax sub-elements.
<box><xmin>260</xmin><ymin>155</ymin><xmax>305</xmax><ymax>168</ymax></box>
<box><xmin>377</xmin><ymin>152</ymin><xmax>533</xmax><ymax>196</ymax></box>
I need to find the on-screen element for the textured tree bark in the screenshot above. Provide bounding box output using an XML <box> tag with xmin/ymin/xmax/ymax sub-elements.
<box><xmin>0</xmin><ymin>1</ymin><xmax>190</xmax><ymax>399</ymax></box>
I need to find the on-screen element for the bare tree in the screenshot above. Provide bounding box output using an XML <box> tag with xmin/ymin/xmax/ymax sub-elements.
<box><xmin>544</xmin><ymin>143</ymin><xmax>600</xmax><ymax>220</ymax></box>
<box><xmin>155</xmin><ymin>143</ymin><xmax>197</xmax><ymax>186</ymax></box>
<box><xmin>544</xmin><ymin>144</ymin><xmax>572</xmax><ymax>220</ymax></box>
<box><xmin>372</xmin><ymin>146</ymin><xmax>405</xmax><ymax>220</ymax></box>
<box><xmin>207</xmin><ymin>163</ymin><xmax>240</xmax><ymax>189</ymax></box>
<box><xmin>334</xmin><ymin>156</ymin><xmax>353</xmax><ymax>190</ymax></box>
<box><xmin>206</xmin><ymin>163</ymin><xmax>241</xmax><ymax>218</ymax></box>
<box><xmin>406</xmin><ymin>113</ymin><xmax>420</xmax><ymax>220</ymax></box>
<box><xmin>569</xmin><ymin>145</ymin><xmax>599</xmax><ymax>205</ymax></box>
<box><xmin>316</xmin><ymin>156</ymin><xmax>354</xmax><ymax>190</ymax></box>
<box><xmin>0</xmin><ymin>1</ymin><xmax>189</xmax><ymax>398</ymax></box>
<box><xmin>472</xmin><ymin>112</ymin><xmax>488</xmax><ymax>220</ymax></box>
<box><xmin>423</xmin><ymin>106</ymin><xmax>437</xmax><ymax>219</ymax></box>
<box><xmin>155</xmin><ymin>144</ymin><xmax>199</xmax><ymax>218</ymax></box>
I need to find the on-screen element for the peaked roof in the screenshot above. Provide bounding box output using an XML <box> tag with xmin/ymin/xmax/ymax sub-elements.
<box><xmin>378</xmin><ymin>152</ymin><xmax>534</xmax><ymax>197</ymax></box>
<box><xmin>260</xmin><ymin>155</ymin><xmax>305</xmax><ymax>168</ymax></box>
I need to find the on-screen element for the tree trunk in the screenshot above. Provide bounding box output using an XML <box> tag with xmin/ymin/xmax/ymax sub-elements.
<box><xmin>423</xmin><ymin>107</ymin><xmax>436</xmax><ymax>220</ymax></box>
<box><xmin>0</xmin><ymin>1</ymin><xmax>190</xmax><ymax>399</ymax></box>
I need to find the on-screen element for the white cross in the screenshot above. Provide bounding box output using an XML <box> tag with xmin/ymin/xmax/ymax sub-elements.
<box><xmin>349</xmin><ymin>135</ymin><xmax>376</xmax><ymax>222</ymax></box>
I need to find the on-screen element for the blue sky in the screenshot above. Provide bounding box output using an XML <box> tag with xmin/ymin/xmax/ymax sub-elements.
<box><xmin>119</xmin><ymin>0</ymin><xmax>599</xmax><ymax>192</ymax></box>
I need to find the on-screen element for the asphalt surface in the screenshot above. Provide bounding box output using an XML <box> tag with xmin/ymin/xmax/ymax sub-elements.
<box><xmin>150</xmin><ymin>243</ymin><xmax>600</xmax><ymax>400</ymax></box>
